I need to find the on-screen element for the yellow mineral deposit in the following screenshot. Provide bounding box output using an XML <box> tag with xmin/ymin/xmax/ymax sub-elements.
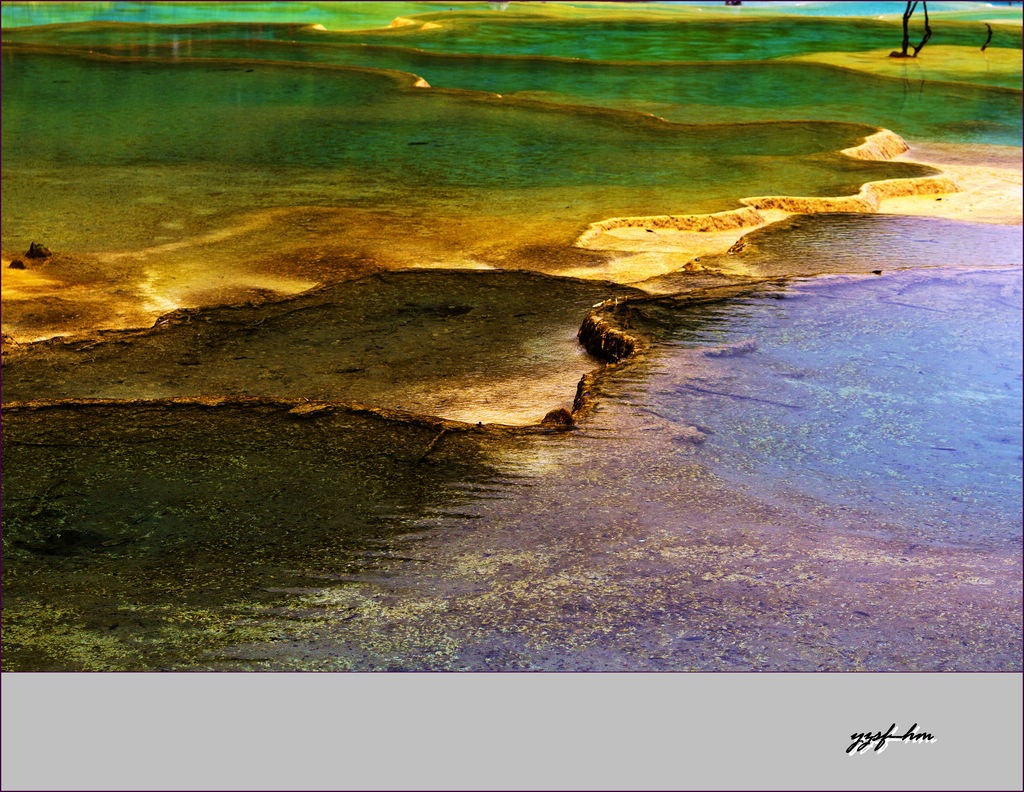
<box><xmin>573</xmin><ymin>130</ymin><xmax>1022</xmax><ymax>284</ymax></box>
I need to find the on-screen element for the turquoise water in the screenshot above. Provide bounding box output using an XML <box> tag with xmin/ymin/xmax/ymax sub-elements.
<box><xmin>5</xmin><ymin>12</ymin><xmax>1022</xmax><ymax>67</ymax></box>
<box><xmin>340</xmin><ymin>15</ymin><xmax>1022</xmax><ymax>60</ymax></box>
<box><xmin>5</xmin><ymin>2</ymin><xmax>1020</xmax><ymax>28</ymax></box>
<box><xmin>0</xmin><ymin>2</ymin><xmax>465</xmax><ymax>30</ymax></box>
<box><xmin>2</xmin><ymin>48</ymin><xmax>933</xmax><ymax>259</ymax></box>
<box><xmin>6</xmin><ymin>35</ymin><xmax>1018</xmax><ymax>139</ymax></box>
<box><xmin>2</xmin><ymin>53</ymin><xmax>899</xmax><ymax>181</ymax></box>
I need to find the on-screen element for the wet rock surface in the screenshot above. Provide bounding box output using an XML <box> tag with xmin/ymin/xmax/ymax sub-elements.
<box><xmin>25</xmin><ymin>242</ymin><xmax>52</xmax><ymax>259</ymax></box>
<box><xmin>3</xmin><ymin>269</ymin><xmax>644</xmax><ymax>425</ymax></box>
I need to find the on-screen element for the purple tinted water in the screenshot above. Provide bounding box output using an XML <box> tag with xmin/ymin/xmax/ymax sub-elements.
<box><xmin>646</xmin><ymin>265</ymin><xmax>1022</xmax><ymax>549</ymax></box>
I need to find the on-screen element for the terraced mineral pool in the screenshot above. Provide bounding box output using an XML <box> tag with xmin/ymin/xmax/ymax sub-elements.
<box><xmin>190</xmin><ymin>259</ymin><xmax>1022</xmax><ymax>672</ymax></box>
<box><xmin>1</xmin><ymin>48</ymin><xmax>930</xmax><ymax>254</ymax></box>
<box><xmin>1</xmin><ymin>401</ymin><xmax>531</xmax><ymax>671</ymax></box>
<box><xmin>1</xmin><ymin>1</ymin><xmax>1020</xmax><ymax>674</ymax></box>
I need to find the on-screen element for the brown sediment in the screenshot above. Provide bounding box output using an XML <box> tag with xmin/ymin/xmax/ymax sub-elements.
<box><xmin>2</xmin><ymin>269</ymin><xmax>638</xmax><ymax>429</ymax></box>
<box><xmin>0</xmin><ymin>199</ymin><xmax>510</xmax><ymax>344</ymax></box>
<box><xmin>1</xmin><ymin>396</ymin><xmax>573</xmax><ymax>436</ymax></box>
<box><xmin>1</xmin><ymin>265</ymin><xmax>754</xmax><ymax>430</ymax></box>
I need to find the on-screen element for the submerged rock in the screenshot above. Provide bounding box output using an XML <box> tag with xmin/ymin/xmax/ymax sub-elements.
<box><xmin>702</xmin><ymin>338</ymin><xmax>758</xmax><ymax>357</ymax></box>
<box><xmin>25</xmin><ymin>242</ymin><xmax>52</xmax><ymax>259</ymax></box>
<box><xmin>541</xmin><ymin>407</ymin><xmax>574</xmax><ymax>427</ymax></box>
<box><xmin>673</xmin><ymin>425</ymin><xmax>709</xmax><ymax>445</ymax></box>
<box><xmin>14</xmin><ymin>527</ymin><xmax>110</xmax><ymax>556</ymax></box>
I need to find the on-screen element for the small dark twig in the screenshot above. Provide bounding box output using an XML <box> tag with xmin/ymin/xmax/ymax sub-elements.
<box><xmin>680</xmin><ymin>384</ymin><xmax>802</xmax><ymax>410</ymax></box>
<box><xmin>418</xmin><ymin>428</ymin><xmax>448</xmax><ymax>463</ymax></box>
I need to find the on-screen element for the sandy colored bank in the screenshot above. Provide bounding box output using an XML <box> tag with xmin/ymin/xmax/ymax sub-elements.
<box><xmin>570</xmin><ymin>133</ymin><xmax>1022</xmax><ymax>284</ymax></box>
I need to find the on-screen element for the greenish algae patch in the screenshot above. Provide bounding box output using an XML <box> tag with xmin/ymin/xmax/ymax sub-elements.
<box><xmin>0</xmin><ymin>399</ymin><xmax>533</xmax><ymax>671</ymax></box>
<box><xmin>787</xmin><ymin>46</ymin><xmax>1024</xmax><ymax>90</ymax></box>
<box><xmin>1</xmin><ymin>599</ymin><xmax>277</xmax><ymax>671</ymax></box>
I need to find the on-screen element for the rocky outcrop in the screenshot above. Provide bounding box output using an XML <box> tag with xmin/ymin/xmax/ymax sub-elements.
<box><xmin>576</xmin><ymin>206</ymin><xmax>766</xmax><ymax>247</ymax></box>
<box><xmin>571</xmin><ymin>373</ymin><xmax>595</xmax><ymax>416</ymax></box>
<box><xmin>541</xmin><ymin>407</ymin><xmax>574</xmax><ymax>427</ymax></box>
<box><xmin>577</xmin><ymin>301</ymin><xmax>642</xmax><ymax>363</ymax></box>
<box><xmin>673</xmin><ymin>424</ymin><xmax>709</xmax><ymax>445</ymax></box>
<box><xmin>25</xmin><ymin>242</ymin><xmax>52</xmax><ymax>259</ymax></box>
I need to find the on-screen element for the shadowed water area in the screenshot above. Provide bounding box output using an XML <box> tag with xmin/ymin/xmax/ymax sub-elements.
<box><xmin>2</xmin><ymin>2</ymin><xmax>1021</xmax><ymax>672</ymax></box>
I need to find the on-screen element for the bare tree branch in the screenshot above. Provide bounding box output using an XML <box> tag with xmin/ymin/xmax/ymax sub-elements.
<box><xmin>912</xmin><ymin>2</ymin><xmax>932</xmax><ymax>56</ymax></box>
<box><xmin>890</xmin><ymin>1</ymin><xmax>931</xmax><ymax>58</ymax></box>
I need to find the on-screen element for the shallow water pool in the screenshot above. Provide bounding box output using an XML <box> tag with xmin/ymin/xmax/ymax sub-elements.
<box><xmin>640</xmin><ymin>264</ymin><xmax>1022</xmax><ymax>549</ymax></box>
